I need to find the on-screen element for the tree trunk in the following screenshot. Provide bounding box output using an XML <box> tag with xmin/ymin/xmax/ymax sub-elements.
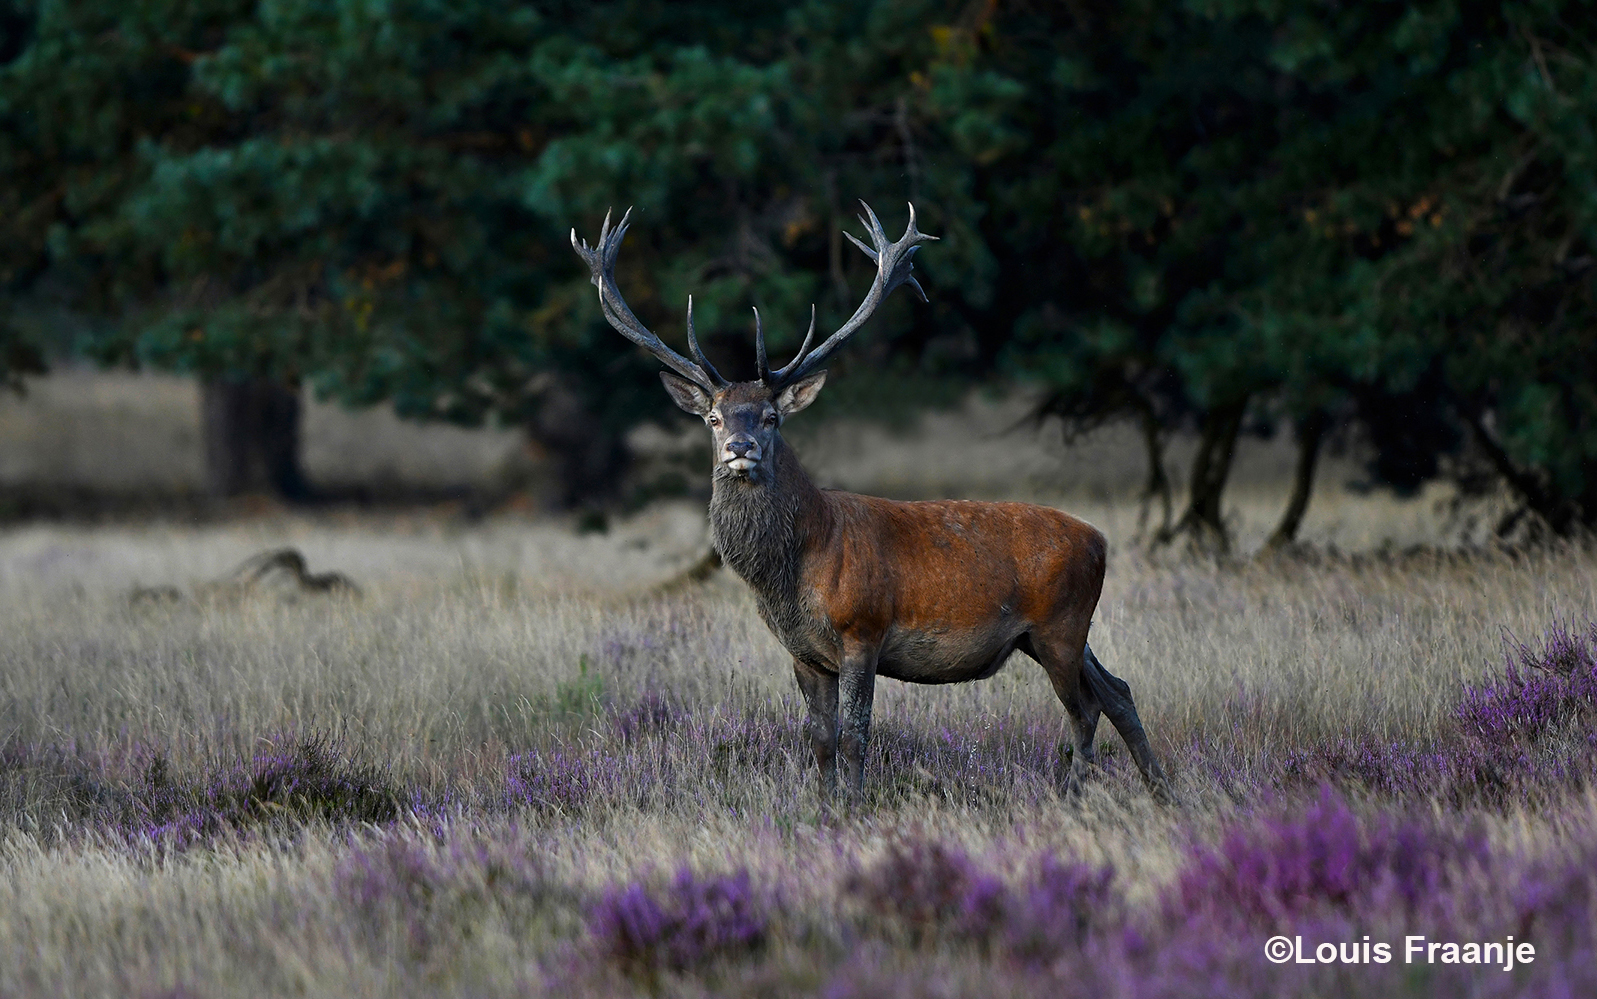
<box><xmin>527</xmin><ymin>383</ymin><xmax>631</xmax><ymax>510</ymax></box>
<box><xmin>1164</xmin><ymin>398</ymin><xmax>1248</xmax><ymax>551</ymax></box>
<box><xmin>1461</xmin><ymin>409</ymin><xmax>1579</xmax><ymax>536</ymax></box>
<box><xmin>201</xmin><ymin>376</ymin><xmax>309</xmax><ymax>500</ymax></box>
<box><xmin>1264</xmin><ymin>410</ymin><xmax>1329</xmax><ymax>551</ymax></box>
<box><xmin>1133</xmin><ymin>397</ymin><xmax>1173</xmax><ymax>540</ymax></box>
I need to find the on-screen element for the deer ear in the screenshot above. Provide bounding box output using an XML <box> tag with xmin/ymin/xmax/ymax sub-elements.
<box><xmin>660</xmin><ymin>371</ymin><xmax>713</xmax><ymax>416</ymax></box>
<box><xmin>775</xmin><ymin>370</ymin><xmax>827</xmax><ymax>416</ymax></box>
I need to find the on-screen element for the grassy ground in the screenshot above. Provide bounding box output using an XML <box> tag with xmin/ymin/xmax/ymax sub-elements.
<box><xmin>3</xmin><ymin>497</ymin><xmax>1596</xmax><ymax>997</ymax></box>
<box><xmin>3</xmin><ymin>372</ymin><xmax>1593</xmax><ymax>997</ymax></box>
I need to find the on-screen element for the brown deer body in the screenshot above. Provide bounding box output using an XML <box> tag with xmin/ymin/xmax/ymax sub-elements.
<box><xmin>573</xmin><ymin>204</ymin><xmax>1167</xmax><ymax>799</ymax></box>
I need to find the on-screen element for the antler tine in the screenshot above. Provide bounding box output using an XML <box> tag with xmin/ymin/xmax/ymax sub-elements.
<box><xmin>770</xmin><ymin>201</ymin><xmax>938</xmax><ymax>388</ymax></box>
<box><xmin>856</xmin><ymin>200</ymin><xmax>888</xmax><ymax>253</ymax></box>
<box><xmin>570</xmin><ymin>208</ymin><xmax>726</xmax><ymax>391</ymax></box>
<box><xmin>765</xmin><ymin>304</ymin><xmax>817</xmax><ymax>384</ymax></box>
<box><xmin>753</xmin><ymin>308</ymin><xmax>770</xmax><ymax>384</ymax></box>
<box><xmin>685</xmin><ymin>297</ymin><xmax>727</xmax><ymax>387</ymax></box>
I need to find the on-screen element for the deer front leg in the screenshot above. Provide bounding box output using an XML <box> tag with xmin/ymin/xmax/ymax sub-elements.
<box><xmin>793</xmin><ymin>659</ymin><xmax>839</xmax><ymax>798</ymax></box>
<box><xmin>837</xmin><ymin>650</ymin><xmax>878</xmax><ymax>798</ymax></box>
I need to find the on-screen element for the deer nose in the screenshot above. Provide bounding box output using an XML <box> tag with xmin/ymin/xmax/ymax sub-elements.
<box><xmin>726</xmin><ymin>439</ymin><xmax>755</xmax><ymax>458</ymax></box>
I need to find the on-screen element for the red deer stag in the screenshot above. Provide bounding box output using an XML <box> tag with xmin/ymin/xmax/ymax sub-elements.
<box><xmin>571</xmin><ymin>203</ymin><xmax>1168</xmax><ymax>800</ymax></box>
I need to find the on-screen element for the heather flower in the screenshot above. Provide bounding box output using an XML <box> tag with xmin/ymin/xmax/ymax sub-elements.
<box><xmin>588</xmin><ymin>867</ymin><xmax>768</xmax><ymax>973</ymax></box>
<box><xmin>611</xmin><ymin>690</ymin><xmax>686</xmax><ymax>741</ymax></box>
<box><xmin>846</xmin><ymin>840</ymin><xmax>1118</xmax><ymax>962</ymax></box>
<box><xmin>104</xmin><ymin>735</ymin><xmax>401</xmax><ymax>851</ymax></box>
<box><xmin>846</xmin><ymin>840</ymin><xmax>985</xmax><ymax>943</ymax></box>
<box><xmin>1001</xmin><ymin>855</ymin><xmax>1118</xmax><ymax>964</ymax></box>
<box><xmin>341</xmin><ymin>836</ymin><xmax>450</xmax><ymax>913</ymax></box>
<box><xmin>506</xmin><ymin>747</ymin><xmax>632</xmax><ymax>815</ymax></box>
<box><xmin>1272</xmin><ymin>619</ymin><xmax>1597</xmax><ymax>804</ymax></box>
<box><xmin>242</xmin><ymin>736</ymin><xmax>400</xmax><ymax>824</ymax></box>
<box><xmin>1459</xmin><ymin>620</ymin><xmax>1597</xmax><ymax>745</ymax></box>
<box><xmin>337</xmin><ymin>831</ymin><xmax>549</xmax><ymax>962</ymax></box>
<box><xmin>1173</xmin><ymin>787</ymin><xmax>1490</xmax><ymax>928</ymax></box>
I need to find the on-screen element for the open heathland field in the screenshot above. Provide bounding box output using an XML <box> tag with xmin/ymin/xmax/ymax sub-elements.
<box><xmin>2</xmin><ymin>415</ymin><xmax>1596</xmax><ymax>996</ymax></box>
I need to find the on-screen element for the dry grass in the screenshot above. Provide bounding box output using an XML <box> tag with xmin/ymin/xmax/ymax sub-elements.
<box><xmin>0</xmin><ymin>373</ymin><xmax>1586</xmax><ymax>996</ymax></box>
<box><xmin>2</xmin><ymin>500</ymin><xmax>1593</xmax><ymax>995</ymax></box>
<box><xmin>7</xmin><ymin>502</ymin><xmax>1577</xmax><ymax>762</ymax></box>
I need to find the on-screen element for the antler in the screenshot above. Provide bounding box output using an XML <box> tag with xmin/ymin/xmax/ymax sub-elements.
<box><xmin>573</xmin><ymin>202</ymin><xmax>936</xmax><ymax>392</ymax></box>
<box><xmin>759</xmin><ymin>201</ymin><xmax>938</xmax><ymax>388</ymax></box>
<box><xmin>571</xmin><ymin>209</ymin><xmax>728</xmax><ymax>393</ymax></box>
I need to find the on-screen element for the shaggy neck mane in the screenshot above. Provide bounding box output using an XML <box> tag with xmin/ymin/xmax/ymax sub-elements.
<box><xmin>708</xmin><ymin>438</ymin><xmax>823</xmax><ymax>602</ymax></box>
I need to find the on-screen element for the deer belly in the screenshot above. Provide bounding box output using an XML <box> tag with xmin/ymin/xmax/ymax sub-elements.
<box><xmin>874</xmin><ymin>625</ymin><xmax>1022</xmax><ymax>685</ymax></box>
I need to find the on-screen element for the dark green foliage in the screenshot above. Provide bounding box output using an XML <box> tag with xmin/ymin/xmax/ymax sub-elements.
<box><xmin>981</xmin><ymin>1</ymin><xmax>1597</xmax><ymax>539</ymax></box>
<box><xmin>3</xmin><ymin>0</ymin><xmax>1595</xmax><ymax>525</ymax></box>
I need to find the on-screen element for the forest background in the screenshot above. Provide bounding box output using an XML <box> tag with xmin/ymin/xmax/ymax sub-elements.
<box><xmin>3</xmin><ymin>0</ymin><xmax>1595</xmax><ymax>548</ymax></box>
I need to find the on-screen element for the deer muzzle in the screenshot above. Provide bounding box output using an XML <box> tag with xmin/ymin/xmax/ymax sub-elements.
<box><xmin>723</xmin><ymin>438</ymin><xmax>761</xmax><ymax>474</ymax></box>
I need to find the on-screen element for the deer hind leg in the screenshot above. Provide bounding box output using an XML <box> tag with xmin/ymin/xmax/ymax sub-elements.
<box><xmin>1019</xmin><ymin>628</ymin><xmax>1101</xmax><ymax>795</ymax></box>
<box><xmin>1082</xmin><ymin>642</ymin><xmax>1171</xmax><ymax>800</ymax></box>
<box><xmin>792</xmin><ymin>659</ymin><xmax>839</xmax><ymax>798</ymax></box>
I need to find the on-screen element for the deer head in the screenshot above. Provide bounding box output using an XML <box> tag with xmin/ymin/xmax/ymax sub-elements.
<box><xmin>570</xmin><ymin>202</ymin><xmax>937</xmax><ymax>482</ymax></box>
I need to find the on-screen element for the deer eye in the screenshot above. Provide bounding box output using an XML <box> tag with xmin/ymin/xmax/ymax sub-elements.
<box><xmin>763</xmin><ymin>413</ymin><xmax>778</xmax><ymax>427</ymax></box>
<box><xmin>707</xmin><ymin>414</ymin><xmax>721</xmax><ymax>427</ymax></box>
